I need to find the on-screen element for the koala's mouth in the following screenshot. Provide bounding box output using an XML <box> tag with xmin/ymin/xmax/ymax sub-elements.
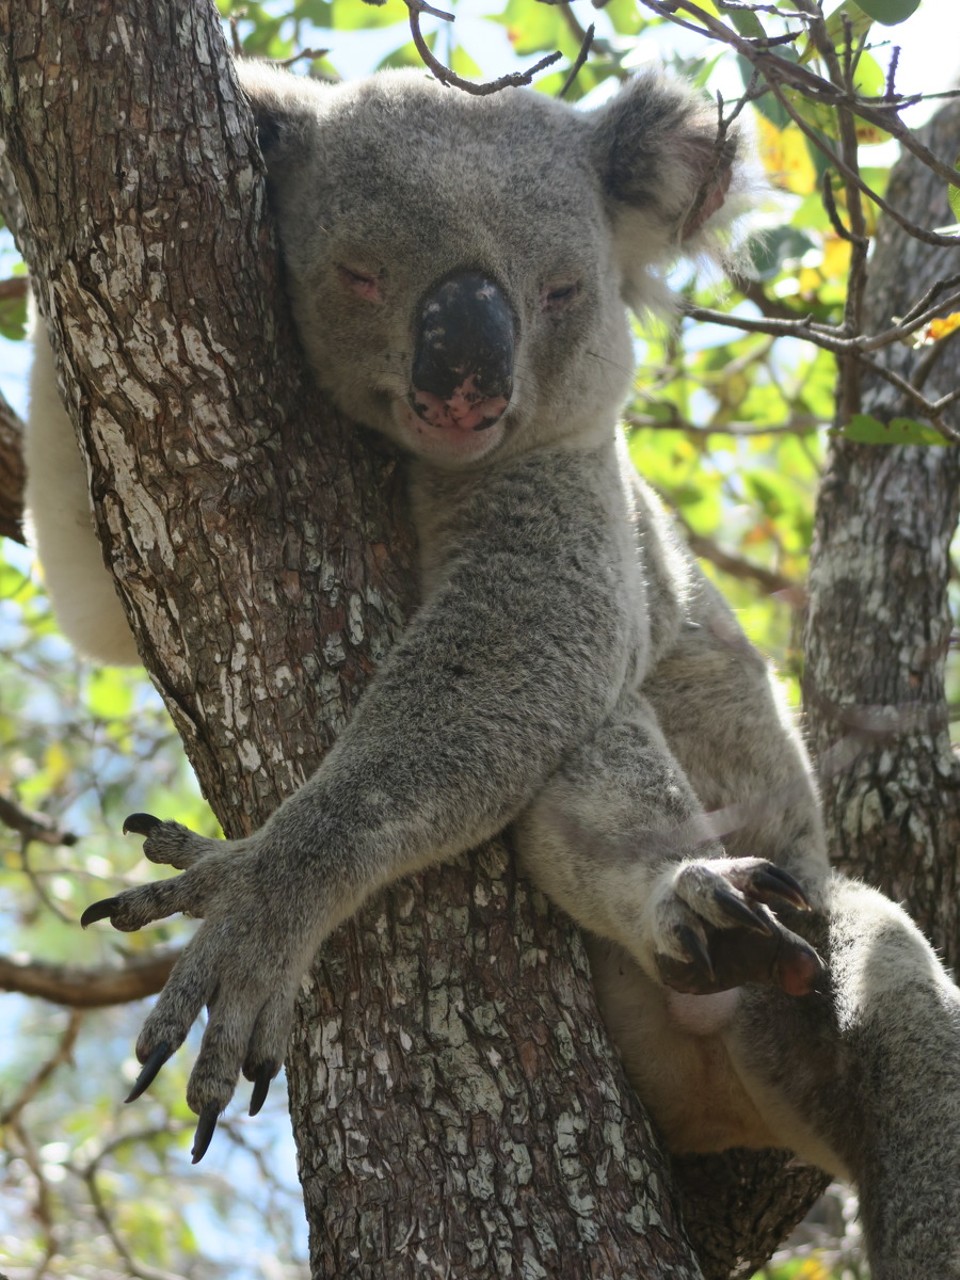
<box><xmin>396</xmin><ymin>394</ymin><xmax>509</xmax><ymax>465</ymax></box>
<box><xmin>408</xmin><ymin>380</ymin><xmax>510</xmax><ymax>434</ymax></box>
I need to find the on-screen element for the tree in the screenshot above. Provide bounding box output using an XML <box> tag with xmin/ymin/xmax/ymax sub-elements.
<box><xmin>0</xmin><ymin>0</ymin><xmax>957</xmax><ymax>1277</ymax></box>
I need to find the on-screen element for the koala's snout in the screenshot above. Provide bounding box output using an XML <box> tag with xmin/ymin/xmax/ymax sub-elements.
<box><xmin>410</xmin><ymin>272</ymin><xmax>515</xmax><ymax>433</ymax></box>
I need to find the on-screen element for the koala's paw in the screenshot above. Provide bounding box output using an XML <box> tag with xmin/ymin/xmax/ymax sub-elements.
<box><xmin>646</xmin><ymin>857</ymin><xmax>825</xmax><ymax>999</ymax></box>
<box><xmin>81</xmin><ymin>815</ymin><xmax>316</xmax><ymax>1162</ymax></box>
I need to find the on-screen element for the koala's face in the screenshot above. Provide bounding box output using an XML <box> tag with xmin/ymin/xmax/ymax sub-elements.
<box><xmin>245</xmin><ymin>65</ymin><xmax>737</xmax><ymax>469</ymax></box>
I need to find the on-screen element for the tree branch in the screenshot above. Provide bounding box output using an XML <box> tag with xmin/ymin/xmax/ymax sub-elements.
<box><xmin>0</xmin><ymin>949</ymin><xmax>178</xmax><ymax>1007</ymax></box>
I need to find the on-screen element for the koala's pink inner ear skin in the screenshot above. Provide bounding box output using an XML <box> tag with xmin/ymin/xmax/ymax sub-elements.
<box><xmin>680</xmin><ymin>164</ymin><xmax>734</xmax><ymax>240</ymax></box>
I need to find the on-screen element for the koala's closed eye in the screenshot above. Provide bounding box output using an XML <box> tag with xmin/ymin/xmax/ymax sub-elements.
<box><xmin>338</xmin><ymin>264</ymin><xmax>383</xmax><ymax>303</ymax></box>
<box><xmin>541</xmin><ymin>281</ymin><xmax>581</xmax><ymax>311</ymax></box>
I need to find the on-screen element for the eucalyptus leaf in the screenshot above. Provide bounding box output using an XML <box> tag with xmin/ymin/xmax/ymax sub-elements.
<box><xmin>837</xmin><ymin>414</ymin><xmax>949</xmax><ymax>445</ymax></box>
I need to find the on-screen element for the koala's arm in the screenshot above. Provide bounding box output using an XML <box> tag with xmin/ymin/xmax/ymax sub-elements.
<box><xmin>82</xmin><ymin>445</ymin><xmax>636</xmax><ymax>1152</ymax></box>
<box><xmin>25</xmin><ymin>325</ymin><xmax>140</xmax><ymax>666</ymax></box>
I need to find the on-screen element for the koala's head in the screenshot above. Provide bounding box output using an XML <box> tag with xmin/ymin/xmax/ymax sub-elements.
<box><xmin>240</xmin><ymin>62</ymin><xmax>741</xmax><ymax>470</ymax></box>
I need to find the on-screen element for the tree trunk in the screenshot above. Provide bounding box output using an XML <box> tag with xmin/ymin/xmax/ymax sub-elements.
<box><xmin>804</xmin><ymin>102</ymin><xmax>960</xmax><ymax>965</ymax></box>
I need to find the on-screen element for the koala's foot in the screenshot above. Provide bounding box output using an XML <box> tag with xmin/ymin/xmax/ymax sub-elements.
<box><xmin>81</xmin><ymin>815</ymin><xmax>320</xmax><ymax>1162</ymax></box>
<box><xmin>645</xmin><ymin>857</ymin><xmax>825</xmax><ymax>998</ymax></box>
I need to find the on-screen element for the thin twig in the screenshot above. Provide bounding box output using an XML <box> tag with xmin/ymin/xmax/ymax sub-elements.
<box><xmin>559</xmin><ymin>23</ymin><xmax>595</xmax><ymax>99</ymax></box>
<box><xmin>405</xmin><ymin>0</ymin><xmax>562</xmax><ymax>95</ymax></box>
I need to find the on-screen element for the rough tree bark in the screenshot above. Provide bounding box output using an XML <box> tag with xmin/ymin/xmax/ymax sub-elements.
<box><xmin>804</xmin><ymin>102</ymin><xmax>960</xmax><ymax>966</ymax></box>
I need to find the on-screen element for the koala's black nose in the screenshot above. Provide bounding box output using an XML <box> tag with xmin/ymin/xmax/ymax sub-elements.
<box><xmin>410</xmin><ymin>272</ymin><xmax>515</xmax><ymax>433</ymax></box>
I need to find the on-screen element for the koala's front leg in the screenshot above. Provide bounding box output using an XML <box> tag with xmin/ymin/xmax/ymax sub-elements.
<box><xmin>514</xmin><ymin>691</ymin><xmax>825</xmax><ymax>999</ymax></box>
<box><xmin>82</xmin><ymin>453</ymin><xmax>634</xmax><ymax>1157</ymax></box>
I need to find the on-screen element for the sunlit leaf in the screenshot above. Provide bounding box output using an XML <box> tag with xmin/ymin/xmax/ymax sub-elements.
<box><xmin>836</xmin><ymin>413</ymin><xmax>948</xmax><ymax>445</ymax></box>
<box><xmin>755</xmin><ymin>116</ymin><xmax>818</xmax><ymax>195</ymax></box>
<box><xmin>332</xmin><ymin>0</ymin><xmax>404</xmax><ymax>29</ymax></box>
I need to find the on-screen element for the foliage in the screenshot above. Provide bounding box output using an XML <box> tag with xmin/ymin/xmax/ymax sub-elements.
<box><xmin>1</xmin><ymin>0</ymin><xmax>958</xmax><ymax>1275</ymax></box>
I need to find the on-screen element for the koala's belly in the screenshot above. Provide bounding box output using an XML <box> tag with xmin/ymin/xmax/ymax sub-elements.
<box><xmin>587</xmin><ymin>938</ymin><xmax>783</xmax><ymax>1154</ymax></box>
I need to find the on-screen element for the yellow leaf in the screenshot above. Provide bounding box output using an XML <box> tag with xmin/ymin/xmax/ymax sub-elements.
<box><xmin>43</xmin><ymin>741</ymin><xmax>71</xmax><ymax>789</ymax></box>
<box><xmin>821</xmin><ymin>235</ymin><xmax>852</xmax><ymax>280</ymax></box>
<box><xmin>928</xmin><ymin>312</ymin><xmax>960</xmax><ymax>340</ymax></box>
<box><xmin>756</xmin><ymin>116</ymin><xmax>818</xmax><ymax>195</ymax></box>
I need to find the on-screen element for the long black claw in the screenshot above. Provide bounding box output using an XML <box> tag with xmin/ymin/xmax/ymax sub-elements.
<box><xmin>80</xmin><ymin>897</ymin><xmax>120</xmax><ymax>929</ymax></box>
<box><xmin>123</xmin><ymin>812</ymin><xmax>162</xmax><ymax>837</ymax></box>
<box><xmin>714</xmin><ymin>885</ymin><xmax>775</xmax><ymax>935</ymax></box>
<box><xmin>752</xmin><ymin>866</ymin><xmax>812</xmax><ymax>912</ymax></box>
<box><xmin>248</xmin><ymin>1063</ymin><xmax>277</xmax><ymax>1117</ymax></box>
<box><xmin>125</xmin><ymin>1042</ymin><xmax>173</xmax><ymax>1103</ymax></box>
<box><xmin>677</xmin><ymin>924</ymin><xmax>715</xmax><ymax>982</ymax></box>
<box><xmin>191</xmin><ymin>1102</ymin><xmax>220</xmax><ymax>1164</ymax></box>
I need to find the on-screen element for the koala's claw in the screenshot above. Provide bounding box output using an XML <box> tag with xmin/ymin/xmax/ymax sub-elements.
<box><xmin>80</xmin><ymin>896</ymin><xmax>121</xmax><ymax>928</ymax></box>
<box><xmin>713</xmin><ymin>884</ymin><xmax>777</xmax><ymax>936</ymax></box>
<box><xmin>122</xmin><ymin>812</ymin><xmax>162</xmax><ymax>837</ymax></box>
<box><xmin>191</xmin><ymin>1102</ymin><xmax>220</xmax><ymax>1164</ymax></box>
<box><xmin>248</xmin><ymin>1062</ymin><xmax>278</xmax><ymax>1117</ymax></box>
<box><xmin>749</xmin><ymin>864</ymin><xmax>813</xmax><ymax>913</ymax></box>
<box><xmin>650</xmin><ymin>857</ymin><xmax>825</xmax><ymax>999</ymax></box>
<box><xmin>675</xmin><ymin>924</ymin><xmax>715</xmax><ymax>985</ymax></box>
<box><xmin>125</xmin><ymin>1041</ymin><xmax>173</xmax><ymax>1103</ymax></box>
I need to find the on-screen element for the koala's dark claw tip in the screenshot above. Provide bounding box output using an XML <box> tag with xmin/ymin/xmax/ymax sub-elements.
<box><xmin>125</xmin><ymin>1042</ymin><xmax>173</xmax><ymax>1103</ymax></box>
<box><xmin>678</xmin><ymin>923</ymin><xmax>715</xmax><ymax>983</ymax></box>
<box><xmin>714</xmin><ymin>885</ymin><xmax>775</xmax><ymax>935</ymax></box>
<box><xmin>191</xmin><ymin>1102</ymin><xmax>220</xmax><ymax>1164</ymax></box>
<box><xmin>248</xmin><ymin>1063</ymin><xmax>277</xmax><ymax>1117</ymax></box>
<box><xmin>123</xmin><ymin>812</ymin><xmax>162</xmax><ymax>837</ymax></box>
<box><xmin>753</xmin><ymin>865</ymin><xmax>812</xmax><ymax>912</ymax></box>
<box><xmin>80</xmin><ymin>897</ymin><xmax>120</xmax><ymax>929</ymax></box>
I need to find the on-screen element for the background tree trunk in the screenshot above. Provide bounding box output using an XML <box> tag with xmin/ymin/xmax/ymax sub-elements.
<box><xmin>804</xmin><ymin>102</ymin><xmax>960</xmax><ymax>965</ymax></box>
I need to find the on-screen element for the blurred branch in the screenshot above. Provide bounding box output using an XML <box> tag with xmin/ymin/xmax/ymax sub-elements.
<box><xmin>0</xmin><ymin>1010</ymin><xmax>82</xmax><ymax>1126</ymax></box>
<box><xmin>0</xmin><ymin>949</ymin><xmax>178</xmax><ymax>1007</ymax></box>
<box><xmin>0</xmin><ymin>793</ymin><xmax>78</xmax><ymax>847</ymax></box>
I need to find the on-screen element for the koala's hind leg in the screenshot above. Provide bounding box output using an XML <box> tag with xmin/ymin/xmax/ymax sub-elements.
<box><xmin>512</xmin><ymin>690</ymin><xmax>824</xmax><ymax>1003</ymax></box>
<box><xmin>727</xmin><ymin>873</ymin><xmax>960</xmax><ymax>1279</ymax></box>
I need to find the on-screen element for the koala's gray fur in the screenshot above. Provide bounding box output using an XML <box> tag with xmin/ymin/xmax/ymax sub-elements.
<box><xmin>26</xmin><ymin>62</ymin><xmax>960</xmax><ymax>1275</ymax></box>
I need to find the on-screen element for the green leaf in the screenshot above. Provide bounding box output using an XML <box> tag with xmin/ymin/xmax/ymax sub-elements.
<box><xmin>949</xmin><ymin>156</ymin><xmax>960</xmax><ymax>225</ymax></box>
<box><xmin>332</xmin><ymin>0</ymin><xmax>404</xmax><ymax>29</ymax></box>
<box><xmin>488</xmin><ymin>0</ymin><xmax>565</xmax><ymax>55</ymax></box>
<box><xmin>854</xmin><ymin>0</ymin><xmax>920</xmax><ymax>24</ymax></box>
<box><xmin>602</xmin><ymin>0</ymin><xmax>646</xmax><ymax>36</ymax></box>
<box><xmin>377</xmin><ymin>32</ymin><xmax>436</xmax><ymax>69</ymax></box>
<box><xmin>836</xmin><ymin>414</ymin><xmax>949</xmax><ymax>445</ymax></box>
<box><xmin>750</xmin><ymin>226</ymin><xmax>817</xmax><ymax>281</ymax></box>
<box><xmin>822</xmin><ymin>0</ymin><xmax>874</xmax><ymax>51</ymax></box>
<box><xmin>728</xmin><ymin>7</ymin><xmax>766</xmax><ymax>38</ymax></box>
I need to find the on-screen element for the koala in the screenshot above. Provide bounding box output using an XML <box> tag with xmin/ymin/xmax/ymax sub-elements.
<box><xmin>25</xmin><ymin>62</ymin><xmax>960</xmax><ymax>1277</ymax></box>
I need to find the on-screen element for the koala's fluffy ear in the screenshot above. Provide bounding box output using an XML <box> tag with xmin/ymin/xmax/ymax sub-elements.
<box><xmin>236</xmin><ymin>61</ymin><xmax>326</xmax><ymax>181</ymax></box>
<box><xmin>589</xmin><ymin>71</ymin><xmax>745</xmax><ymax>313</ymax></box>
